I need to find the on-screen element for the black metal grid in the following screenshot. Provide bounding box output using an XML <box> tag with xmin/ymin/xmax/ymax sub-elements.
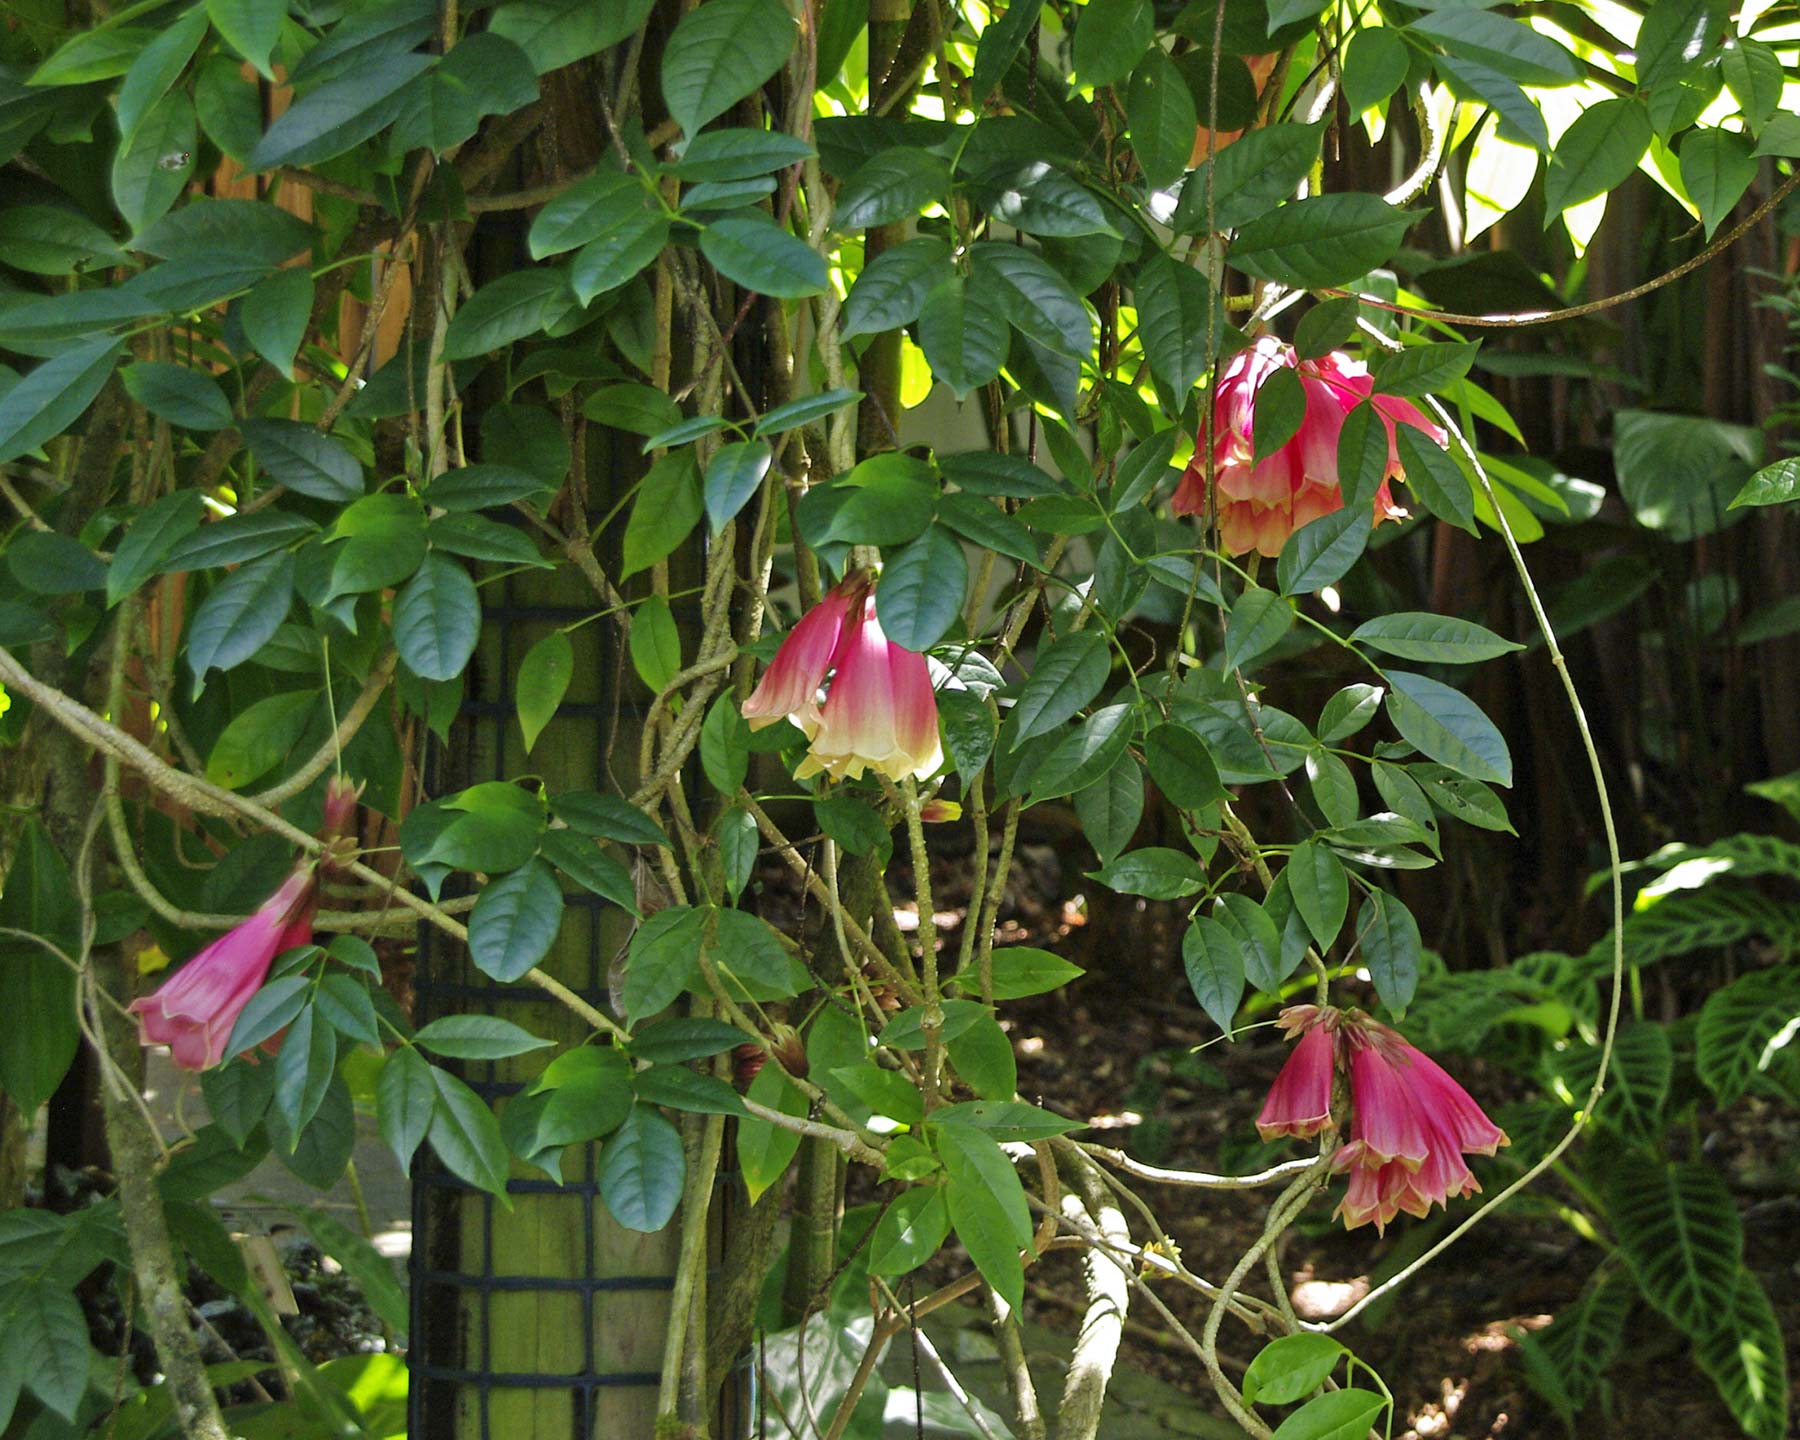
<box><xmin>406</xmin><ymin>568</ymin><xmax>673</xmax><ymax>1440</ymax></box>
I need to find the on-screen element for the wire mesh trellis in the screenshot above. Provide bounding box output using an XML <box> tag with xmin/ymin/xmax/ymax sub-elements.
<box><xmin>407</xmin><ymin>562</ymin><xmax>680</xmax><ymax>1440</ymax></box>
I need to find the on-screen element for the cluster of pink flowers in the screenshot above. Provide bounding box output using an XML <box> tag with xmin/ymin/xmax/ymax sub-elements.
<box><xmin>1172</xmin><ymin>337</ymin><xmax>1447</xmax><ymax>558</ymax></box>
<box><xmin>741</xmin><ymin>571</ymin><xmax>943</xmax><ymax>784</ymax></box>
<box><xmin>129</xmin><ymin>774</ymin><xmax>361</xmax><ymax>1072</ymax></box>
<box><xmin>1257</xmin><ymin>1004</ymin><xmax>1508</xmax><ymax>1232</ymax></box>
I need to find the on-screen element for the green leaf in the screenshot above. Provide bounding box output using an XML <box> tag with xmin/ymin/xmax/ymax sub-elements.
<box><xmin>1607</xmin><ymin>1155</ymin><xmax>1742</xmax><ymax>1333</ymax></box>
<box><xmin>0</xmin><ymin>337</ymin><xmax>124</xmax><ymax>465</ymax></box>
<box><xmin>1253</xmin><ymin>364</ymin><xmax>1307</xmax><ymax>465</ymax></box>
<box><xmin>1175</xmin><ymin>121</ymin><xmax>1325</xmax><ymax>233</ymax></box>
<box><xmin>1636</xmin><ymin>0</ymin><xmax>1723</xmax><ymax>88</ymax></box>
<box><xmin>1277</xmin><ymin>506</ymin><xmax>1372</xmax><ymax>596</ymax></box>
<box><xmin>0</xmin><ymin>204</ymin><xmax>124</xmax><ymax>276</ymax></box>
<box><xmin>972</xmin><ymin>162</ymin><xmax>1119</xmax><ymax>239</ymax></box>
<box><xmin>1183</xmin><ymin>916</ymin><xmax>1246</xmax><ymax>1034</ymax></box>
<box><xmin>240</xmin><ymin>267</ymin><xmax>314</xmax><ymax>380</ymax></box>
<box><xmin>868</xmin><ymin>1186</ymin><xmax>952</xmax><ymax>1277</ymax></box>
<box><xmin>834</xmin><ymin>147</ymin><xmax>951</xmax><ymax>230</ymax></box>
<box><xmin>540</xmin><ymin>829</ymin><xmax>639</xmax><ymax>913</ymax></box>
<box><xmin>738</xmin><ymin>1065</ymin><xmax>806</xmax><ymax>1202</ymax></box>
<box><xmin>700</xmin><ymin>214</ymin><xmax>827</xmax><ymax>299</ymax></box>
<box><xmin>668</xmin><ymin>128</ymin><xmax>815</xmax><ymax>181</ymax></box>
<box><xmin>193</xmin><ymin>54</ymin><xmax>264</xmax><ymax>162</ymax></box>
<box><xmin>488</xmin><ymin>0</ymin><xmax>656</xmax><ymax>73</ymax></box>
<box><xmin>949</xmin><ymin>947</ymin><xmax>1085</xmax><ymax>1000</ymax></box>
<box><xmin>0</xmin><ymin>822</ymin><xmax>79</xmax><ymax>1113</ymax></box>
<box><xmin>701</xmin><ymin>439</ymin><xmax>773</xmax><ymax>532</ymax></box>
<box><xmin>249</xmin><ymin>52</ymin><xmax>435</xmax><ymax>169</ymax></box>
<box><xmin>876</xmin><ymin>526</ymin><xmax>967</xmax><ymax>652</ymax></box>
<box><xmin>1615</xmin><ymin>409</ymin><xmax>1761</xmax><ymax>541</ymax></box>
<box><xmin>1396</xmin><ymin>425</ymin><xmax>1476</xmax><ymax>534</ymax></box>
<box><xmin>1029</xmin><ymin>703</ymin><xmax>1134</xmax><ymax>802</ymax></box>
<box><xmin>1357</xmin><ymin>889</ymin><xmax>1421</xmax><ymax>1012</ymax></box>
<box><xmin>1073</xmin><ymin>0</ymin><xmax>1153</xmax><ymax>88</ymax></box>
<box><xmin>1286</xmin><ymin>839</ymin><xmax>1347</xmax><ymax>949</ymax></box>
<box><xmin>1543</xmin><ymin>98</ymin><xmax>1652</xmax><ymax>218</ymax></box>
<box><xmin>112</xmin><ymin>90</ymin><xmax>195</xmax><ymax>233</ymax></box>
<box><xmin>1720</xmin><ymin>38</ymin><xmax>1784</xmax><ymax>136</ymax></box>
<box><xmin>242</xmin><ymin>419</ymin><xmax>364</xmax><ymax>501</ymax></box>
<box><xmin>841</xmin><ymin>236</ymin><xmax>953</xmax><ymax>337</ymax></box>
<box><xmin>1229</xmin><ymin>194</ymin><xmax>1413</xmax><ymax>289</ymax></box>
<box><xmin>1730</xmin><ymin>457</ymin><xmax>1800</xmax><ymax>510</ymax></box>
<box><xmin>569</xmin><ymin>191</ymin><xmax>670</xmax><ymax>304</ymax></box>
<box><xmin>1294</xmin><ymin>296</ymin><xmax>1361</xmax><ymax>360</ymax></box>
<box><xmin>819</xmin><ymin>453</ymin><xmax>938</xmax><ymax>546</ymax></box>
<box><xmin>393</xmin><ymin>554</ymin><xmax>480</xmax><ymax>682</ymax></box>
<box><xmin>553</xmin><ymin>791</ymin><xmax>669</xmax><ymax>846</ymax></box>
<box><xmin>314</xmin><ymin>972</ymin><xmax>379</xmax><ymax>1043</ymax></box>
<box><xmin>1694</xmin><ymin>1273</ymin><xmax>1790</xmax><ymax>1440</ymax></box>
<box><xmin>1224</xmin><ymin>584</ymin><xmax>1294</xmax><ymax>670</ymax></box>
<box><xmin>635</xmin><ymin>1063</ymin><xmax>748</xmax><ymax>1117</ymax></box>
<box><xmin>28</xmin><ymin>26</ymin><xmax>155</xmax><ymax>84</ymax></box>
<box><xmin>116</xmin><ymin>6</ymin><xmax>209</xmax><ymax>145</ymax></box>
<box><xmin>389</xmin><ymin>33</ymin><xmax>539</xmax><ymax>156</ymax></box>
<box><xmin>755</xmin><ymin>387</ymin><xmax>864</xmax><ymax>438</ymax></box>
<box><xmin>468</xmin><ymin>860</ymin><xmax>563</xmax><ymax>982</ymax></box>
<box><xmin>1144</xmin><ymin>723</ymin><xmax>1226</xmax><ymax>809</ymax></box>
<box><xmin>376</xmin><ymin>1047</ymin><xmax>437</xmax><ymax>1174</ymax></box>
<box><xmin>1333</xmin><ymin>400</ymin><xmax>1388</xmax><ymax>512</ymax></box>
<box><xmin>1384</xmin><ymin>669</ymin><xmax>1513</xmax><ymax>786</ymax></box>
<box><xmin>700</xmin><ymin>689</ymin><xmax>751</xmax><ymax>796</ymax></box>
<box><xmin>917</xmin><ymin>274</ymin><xmax>1009</xmax><ymax>399</ymax></box>
<box><xmin>1089</xmin><ymin>847</ymin><xmax>1206</xmax><ymax>899</ymax></box>
<box><xmin>4</xmin><ymin>1281</ymin><xmax>90</xmax><ymax>1419</ymax></box>
<box><xmin>629</xmin><ymin>593</ymin><xmax>682</xmax><ymax>695</ymax></box>
<box><xmin>1135</xmin><ymin>251</ymin><xmax>1219</xmax><ymax>396</ymax></box>
<box><xmin>1695</xmin><ymin>967</ymin><xmax>1800</xmax><ymax>1106</ymax></box>
<box><xmin>947</xmin><ymin>1013</ymin><xmax>1016</xmax><ymax>1100</ymax></box>
<box><xmin>1679</xmin><ymin>128</ymin><xmax>1757</xmax><ymax>239</ymax></box>
<box><xmin>1370</xmin><ymin>341</ymin><xmax>1480</xmax><ymax>398</ymax></box>
<box><xmin>516</xmin><ymin>630</ymin><xmax>573</xmax><ymax>754</ymax></box>
<box><xmin>1406</xmin><ymin>11</ymin><xmax>1581</xmax><ymax>85</ymax></box>
<box><xmin>620</xmin><ymin>449</ymin><xmax>704</xmax><ymax>579</ymax></box>
<box><xmin>938</xmin><ymin>1122</ymin><xmax>1032</xmax><ymax>1311</ymax></box>
<box><xmin>598</xmin><ymin>1104</ymin><xmax>685</xmax><ymax>1232</ymax></box>
<box><xmin>937</xmin><ymin>492</ymin><xmax>1042</xmax><ymax>568</ymax></box>
<box><xmin>1214</xmin><ymin>891</ymin><xmax>1285</xmax><ymax>995</ymax></box>
<box><xmin>1436</xmin><ymin>55</ymin><xmax>1549</xmax><ymax>151</ymax></box>
<box><xmin>205</xmin><ymin>690</ymin><xmax>317</xmax><ymax>789</ymax></box>
<box><xmin>1270</xmin><ymin>1389</ymin><xmax>1388</xmax><ymax>1440</ymax></box>
<box><xmin>422</xmin><ymin>463</ymin><xmax>551</xmax><ymax>514</ymax></box>
<box><xmin>442</xmin><ymin>268</ymin><xmax>576</xmax><ymax>359</ymax></box>
<box><xmin>1243</xmin><ymin>1333</ymin><xmax>1347</xmax><ymax>1406</ymax></box>
<box><xmin>623</xmin><ymin>906</ymin><xmax>706</xmax><ymax>1021</ymax></box>
<box><xmin>631</xmin><ymin>1017</ymin><xmax>750</xmax><ymax>1065</ymax></box>
<box><xmin>970</xmin><ymin>242</ymin><xmax>1095</xmax><ymax>362</ymax></box>
<box><xmin>1341</xmin><ymin>28</ymin><xmax>1409</xmax><ymax>115</ymax></box>
<box><xmin>1127</xmin><ymin>49</ymin><xmax>1199</xmax><ymax>190</ymax></box>
<box><xmin>107</xmin><ymin>489</ymin><xmax>205</xmax><ymax>606</ymax></box>
<box><xmin>1074</xmin><ymin>754</ymin><xmax>1143</xmax><ymax>865</ymax></box>
<box><xmin>1346</xmin><ymin>611</ymin><xmax>1522</xmax><ymax>667</ymax></box>
<box><xmin>6</xmin><ymin>532</ymin><xmax>107</xmax><ymax>595</ymax></box>
<box><xmin>661</xmin><ymin>0</ymin><xmax>797</xmax><ymax>137</ymax></box>
<box><xmin>187</xmin><ymin>552</ymin><xmax>294</xmax><ymax>694</ymax></box>
<box><xmin>430</xmin><ymin>513</ymin><xmax>555</xmax><ymax>569</ymax></box>
<box><xmin>207</xmin><ymin>0</ymin><xmax>282</xmax><ymax>78</ymax></box>
<box><xmin>429</xmin><ymin>1066</ymin><xmax>511</xmax><ymax>1197</ymax></box>
<box><xmin>1012</xmin><ymin>631</ymin><xmax>1110</xmax><ymax>744</ymax></box>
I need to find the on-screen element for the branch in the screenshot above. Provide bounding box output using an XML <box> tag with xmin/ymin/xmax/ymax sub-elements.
<box><xmin>0</xmin><ymin>646</ymin><xmax>628</xmax><ymax>1043</ymax></box>
<box><xmin>249</xmin><ymin>648</ymin><xmax>397</xmax><ymax>808</ymax></box>
<box><xmin>1078</xmin><ymin>1144</ymin><xmax>1319</xmax><ymax>1191</ymax></box>
<box><xmin>1051</xmin><ymin>1153</ymin><xmax>1130</xmax><ymax>1440</ymax></box>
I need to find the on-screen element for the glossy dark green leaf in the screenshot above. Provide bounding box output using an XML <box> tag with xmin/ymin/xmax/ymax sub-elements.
<box><xmin>376</xmin><ymin>1047</ymin><xmax>437</xmax><ymax>1174</ymax></box>
<box><xmin>661</xmin><ymin>0</ymin><xmax>797</xmax><ymax>137</ymax></box>
<box><xmin>1277</xmin><ymin>506</ymin><xmax>1372</xmax><ymax>596</ymax></box>
<box><xmin>703</xmin><ymin>439</ymin><xmax>774</xmax><ymax>532</ymax></box>
<box><xmin>917</xmin><ymin>274</ymin><xmax>1009</xmax><ymax>398</ymax></box>
<box><xmin>107</xmin><ymin>489</ymin><xmax>205</xmax><ymax>606</ymax></box>
<box><xmin>442</xmin><ymin>268</ymin><xmax>577</xmax><ymax>359</ymax></box>
<box><xmin>389</xmin><ymin>33</ymin><xmax>539</xmax><ymax>155</ymax></box>
<box><xmin>1396</xmin><ymin>425</ymin><xmax>1476</xmax><ymax>534</ymax></box>
<box><xmin>1543</xmin><ymin>98</ymin><xmax>1652</xmax><ymax>218</ymax></box>
<box><xmin>187</xmin><ymin>552</ymin><xmax>294</xmax><ymax>694</ymax></box>
<box><xmin>248</xmin><ymin>52</ymin><xmax>435</xmax><ymax>170</ymax></box>
<box><xmin>877</xmin><ymin>525</ymin><xmax>967</xmax><ymax>652</ymax></box>
<box><xmin>1183</xmin><ymin>916</ymin><xmax>1246</xmax><ymax>1034</ymax></box>
<box><xmin>1357</xmin><ymin>889</ymin><xmax>1421</xmax><ymax>1013</ymax></box>
<box><xmin>429</xmin><ymin>1067</ymin><xmax>511</xmax><ymax>1197</ymax></box>
<box><xmin>0</xmin><ymin>337</ymin><xmax>123</xmax><ymax>465</ymax></box>
<box><xmin>1286</xmin><ymin>838</ymin><xmax>1347</xmax><ymax>949</ymax></box>
<box><xmin>1384</xmin><ymin>669</ymin><xmax>1512</xmax><ymax>785</ymax></box>
<box><xmin>242</xmin><ymin>419</ymin><xmax>364</xmax><ymax>502</ymax></box>
<box><xmin>1229</xmin><ymin>194</ymin><xmax>1413</xmax><ymax>289</ymax></box>
<box><xmin>1135</xmin><ymin>251</ymin><xmax>1218</xmax><ymax>396</ymax></box>
<box><xmin>1349</xmin><ymin>612</ymin><xmax>1522</xmax><ymax>663</ymax></box>
<box><xmin>1174</xmin><ymin>121</ymin><xmax>1325</xmax><ymax>233</ymax></box>
<box><xmin>621</xmin><ymin>448</ymin><xmax>703</xmax><ymax>578</ymax></box>
<box><xmin>623</xmin><ymin>906</ymin><xmax>707</xmax><ymax>1020</ymax></box>
<box><xmin>834</xmin><ymin>147</ymin><xmax>951</xmax><ymax>229</ymax></box>
<box><xmin>241</xmin><ymin>266</ymin><xmax>314</xmax><ymax>380</ymax></box>
<box><xmin>113</xmin><ymin>91</ymin><xmax>195</xmax><ymax>233</ymax></box>
<box><xmin>488</xmin><ymin>0</ymin><xmax>655</xmax><ymax>73</ymax></box>
<box><xmin>468</xmin><ymin>859</ymin><xmax>563</xmax><ymax>982</ymax></box>
<box><xmin>1406</xmin><ymin>11</ymin><xmax>1581</xmax><ymax>85</ymax></box>
<box><xmin>841</xmin><ymin>236</ymin><xmax>953</xmax><ymax>338</ymax></box>
<box><xmin>1012</xmin><ymin>631</ymin><xmax>1110</xmax><ymax>744</ymax></box>
<box><xmin>1073</xmin><ymin>0</ymin><xmax>1153</xmax><ymax>88</ymax></box>
<box><xmin>393</xmin><ymin>554</ymin><xmax>481</xmax><ymax>681</ymax></box>
<box><xmin>1341</xmin><ymin>28</ymin><xmax>1409</xmax><ymax>115</ymax></box>
<box><xmin>516</xmin><ymin>630</ymin><xmax>573</xmax><ymax>753</ymax></box>
<box><xmin>1127</xmin><ymin>49</ymin><xmax>1199</xmax><ymax>189</ymax></box>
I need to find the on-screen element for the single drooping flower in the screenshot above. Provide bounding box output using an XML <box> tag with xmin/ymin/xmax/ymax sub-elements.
<box><xmin>1255</xmin><ymin>1005</ymin><xmax>1338</xmax><ymax>1141</ymax></box>
<box><xmin>742</xmin><ymin>574</ymin><xmax>943</xmax><ymax>784</ymax></box>
<box><xmin>1256</xmin><ymin>1004</ymin><xmax>1507</xmax><ymax>1233</ymax></box>
<box><xmin>128</xmin><ymin>864</ymin><xmax>318</xmax><ymax>1071</ymax></box>
<box><xmin>1171</xmin><ymin>337</ymin><xmax>1447</xmax><ymax>558</ymax></box>
<box><xmin>742</xmin><ymin>571</ymin><xmax>872</xmax><ymax>735</ymax></box>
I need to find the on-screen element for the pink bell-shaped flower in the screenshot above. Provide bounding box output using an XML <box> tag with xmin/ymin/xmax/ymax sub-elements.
<box><xmin>741</xmin><ymin>572</ymin><xmax>872</xmax><ymax>734</ymax></box>
<box><xmin>1330</xmin><ymin>1017</ymin><xmax>1507</xmax><ymax>1233</ymax></box>
<box><xmin>742</xmin><ymin>574</ymin><xmax>942</xmax><ymax>785</ymax></box>
<box><xmin>1172</xmin><ymin>338</ymin><xmax>1443</xmax><ymax>558</ymax></box>
<box><xmin>794</xmin><ymin>596</ymin><xmax>943</xmax><ymax>783</ymax></box>
<box><xmin>129</xmin><ymin>865</ymin><xmax>318</xmax><ymax>1072</ymax></box>
<box><xmin>1256</xmin><ymin>1005</ymin><xmax>1338</xmax><ymax>1141</ymax></box>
